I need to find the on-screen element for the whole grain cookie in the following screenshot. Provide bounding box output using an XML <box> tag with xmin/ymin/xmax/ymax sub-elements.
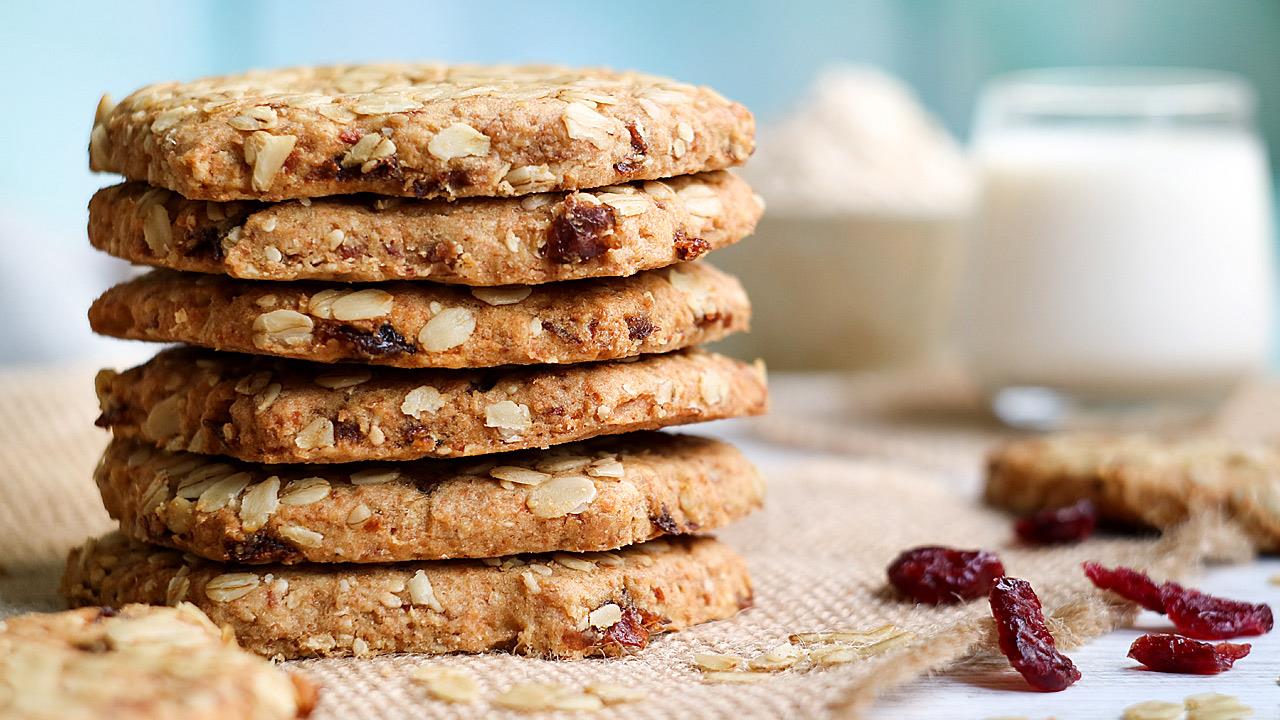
<box><xmin>0</xmin><ymin>603</ymin><xmax>315</xmax><ymax>720</ymax></box>
<box><xmin>89</xmin><ymin>263</ymin><xmax>748</xmax><ymax>368</ymax></box>
<box><xmin>63</xmin><ymin>533</ymin><xmax>753</xmax><ymax>660</ymax></box>
<box><xmin>985</xmin><ymin>434</ymin><xmax>1280</xmax><ymax>551</ymax></box>
<box><xmin>98</xmin><ymin>432</ymin><xmax>764</xmax><ymax>564</ymax></box>
<box><xmin>89</xmin><ymin>63</ymin><xmax>754</xmax><ymax>202</ymax></box>
<box><xmin>95</xmin><ymin>347</ymin><xmax>768</xmax><ymax>464</ymax></box>
<box><xmin>89</xmin><ymin>172</ymin><xmax>761</xmax><ymax>284</ymax></box>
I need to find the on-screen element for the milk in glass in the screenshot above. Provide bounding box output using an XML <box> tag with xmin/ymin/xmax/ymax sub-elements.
<box><xmin>964</xmin><ymin>69</ymin><xmax>1274</xmax><ymax>427</ymax></box>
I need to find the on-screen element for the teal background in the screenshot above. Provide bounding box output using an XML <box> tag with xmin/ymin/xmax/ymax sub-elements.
<box><xmin>0</xmin><ymin>0</ymin><xmax>1277</xmax><ymax>362</ymax></box>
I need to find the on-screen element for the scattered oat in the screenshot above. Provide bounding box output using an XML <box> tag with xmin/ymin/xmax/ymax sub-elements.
<box><xmin>700</xmin><ymin>671</ymin><xmax>770</xmax><ymax>684</ymax></box>
<box><xmin>694</xmin><ymin>653</ymin><xmax>744</xmax><ymax>672</ymax></box>
<box><xmin>412</xmin><ymin>666</ymin><xmax>480</xmax><ymax>703</ymax></box>
<box><xmin>1122</xmin><ymin>700</ymin><xmax>1184</xmax><ymax>720</ymax></box>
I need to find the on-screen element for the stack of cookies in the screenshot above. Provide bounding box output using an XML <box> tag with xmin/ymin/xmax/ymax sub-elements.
<box><xmin>62</xmin><ymin>63</ymin><xmax>768</xmax><ymax>659</ymax></box>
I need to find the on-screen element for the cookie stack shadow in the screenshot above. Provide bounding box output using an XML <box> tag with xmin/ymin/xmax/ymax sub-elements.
<box><xmin>62</xmin><ymin>63</ymin><xmax>769</xmax><ymax>659</ymax></box>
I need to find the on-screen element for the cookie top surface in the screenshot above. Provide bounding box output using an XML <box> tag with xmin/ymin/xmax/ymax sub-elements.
<box><xmin>0</xmin><ymin>603</ymin><xmax>313</xmax><ymax>720</ymax></box>
<box><xmin>99</xmin><ymin>432</ymin><xmax>764</xmax><ymax>564</ymax></box>
<box><xmin>89</xmin><ymin>172</ymin><xmax>761</xmax><ymax>284</ymax></box>
<box><xmin>89</xmin><ymin>262</ymin><xmax>749</xmax><ymax>368</ymax></box>
<box><xmin>985</xmin><ymin>434</ymin><xmax>1280</xmax><ymax>551</ymax></box>
<box><xmin>89</xmin><ymin>63</ymin><xmax>755</xmax><ymax>201</ymax></box>
<box><xmin>95</xmin><ymin>347</ymin><xmax>769</xmax><ymax>464</ymax></box>
<box><xmin>62</xmin><ymin>533</ymin><xmax>753</xmax><ymax>660</ymax></box>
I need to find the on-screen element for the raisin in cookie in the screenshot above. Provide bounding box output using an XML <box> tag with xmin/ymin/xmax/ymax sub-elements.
<box><xmin>98</xmin><ymin>432</ymin><xmax>764</xmax><ymax>564</ymax></box>
<box><xmin>89</xmin><ymin>263</ymin><xmax>748</xmax><ymax>368</ymax></box>
<box><xmin>62</xmin><ymin>533</ymin><xmax>753</xmax><ymax>660</ymax></box>
<box><xmin>95</xmin><ymin>347</ymin><xmax>769</xmax><ymax>464</ymax></box>
<box><xmin>89</xmin><ymin>172</ymin><xmax>761</xmax><ymax>284</ymax></box>
<box><xmin>986</xmin><ymin>434</ymin><xmax>1280</xmax><ymax>551</ymax></box>
<box><xmin>0</xmin><ymin>603</ymin><xmax>315</xmax><ymax>720</ymax></box>
<box><xmin>89</xmin><ymin>63</ymin><xmax>754</xmax><ymax>202</ymax></box>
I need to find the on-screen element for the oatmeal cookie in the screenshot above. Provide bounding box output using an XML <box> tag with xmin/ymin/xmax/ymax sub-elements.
<box><xmin>62</xmin><ymin>533</ymin><xmax>753</xmax><ymax>659</ymax></box>
<box><xmin>95</xmin><ymin>347</ymin><xmax>769</xmax><ymax>464</ymax></box>
<box><xmin>97</xmin><ymin>432</ymin><xmax>764</xmax><ymax>564</ymax></box>
<box><xmin>89</xmin><ymin>263</ymin><xmax>749</xmax><ymax>368</ymax></box>
<box><xmin>985</xmin><ymin>434</ymin><xmax>1280</xmax><ymax>551</ymax></box>
<box><xmin>0</xmin><ymin>603</ymin><xmax>315</xmax><ymax>720</ymax></box>
<box><xmin>88</xmin><ymin>172</ymin><xmax>761</xmax><ymax>283</ymax></box>
<box><xmin>89</xmin><ymin>63</ymin><xmax>754</xmax><ymax>201</ymax></box>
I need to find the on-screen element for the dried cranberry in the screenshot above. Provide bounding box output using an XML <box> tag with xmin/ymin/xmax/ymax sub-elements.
<box><xmin>1082</xmin><ymin>561</ymin><xmax>1167</xmax><ymax>612</ymax></box>
<box><xmin>989</xmin><ymin>577</ymin><xmax>1081</xmax><ymax>691</ymax></box>
<box><xmin>1164</xmin><ymin>589</ymin><xmax>1274</xmax><ymax>640</ymax></box>
<box><xmin>887</xmin><ymin>546</ymin><xmax>1005</xmax><ymax>604</ymax></box>
<box><xmin>1083</xmin><ymin>562</ymin><xmax>1273</xmax><ymax>639</ymax></box>
<box><xmin>1127</xmin><ymin>633</ymin><xmax>1250</xmax><ymax>674</ymax></box>
<box><xmin>1014</xmin><ymin>499</ymin><xmax>1097</xmax><ymax>545</ymax></box>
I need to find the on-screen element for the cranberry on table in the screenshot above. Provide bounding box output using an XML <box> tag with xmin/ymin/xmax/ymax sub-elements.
<box><xmin>1014</xmin><ymin>499</ymin><xmax>1098</xmax><ymax>545</ymax></box>
<box><xmin>1128</xmin><ymin>633</ymin><xmax>1251</xmax><ymax>674</ymax></box>
<box><xmin>1164</xmin><ymin>589</ymin><xmax>1274</xmax><ymax>640</ymax></box>
<box><xmin>989</xmin><ymin>576</ymin><xmax>1082</xmax><ymax>692</ymax></box>
<box><xmin>886</xmin><ymin>546</ymin><xmax>1006</xmax><ymax>604</ymax></box>
<box><xmin>1083</xmin><ymin>562</ymin><xmax>1274</xmax><ymax>639</ymax></box>
<box><xmin>1082</xmin><ymin>561</ymin><xmax>1167</xmax><ymax>612</ymax></box>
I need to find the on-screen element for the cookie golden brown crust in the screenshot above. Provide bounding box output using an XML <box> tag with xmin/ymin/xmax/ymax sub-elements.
<box><xmin>95</xmin><ymin>347</ymin><xmax>769</xmax><ymax>464</ymax></box>
<box><xmin>89</xmin><ymin>263</ymin><xmax>749</xmax><ymax>368</ymax></box>
<box><xmin>88</xmin><ymin>172</ymin><xmax>761</xmax><ymax>284</ymax></box>
<box><xmin>97</xmin><ymin>432</ymin><xmax>765</xmax><ymax>564</ymax></box>
<box><xmin>985</xmin><ymin>434</ymin><xmax>1280</xmax><ymax>551</ymax></box>
<box><xmin>62</xmin><ymin>533</ymin><xmax>753</xmax><ymax>660</ymax></box>
<box><xmin>0</xmin><ymin>603</ymin><xmax>315</xmax><ymax>720</ymax></box>
<box><xmin>89</xmin><ymin>63</ymin><xmax>755</xmax><ymax>202</ymax></box>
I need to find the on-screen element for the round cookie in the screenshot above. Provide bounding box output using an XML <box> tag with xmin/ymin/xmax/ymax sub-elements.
<box><xmin>98</xmin><ymin>432</ymin><xmax>765</xmax><ymax>564</ymax></box>
<box><xmin>89</xmin><ymin>172</ymin><xmax>762</xmax><ymax>284</ymax></box>
<box><xmin>985</xmin><ymin>434</ymin><xmax>1280</xmax><ymax>551</ymax></box>
<box><xmin>89</xmin><ymin>263</ymin><xmax>749</xmax><ymax>369</ymax></box>
<box><xmin>62</xmin><ymin>533</ymin><xmax>753</xmax><ymax>660</ymax></box>
<box><xmin>0</xmin><ymin>603</ymin><xmax>315</xmax><ymax>720</ymax></box>
<box><xmin>89</xmin><ymin>63</ymin><xmax>755</xmax><ymax>202</ymax></box>
<box><xmin>94</xmin><ymin>347</ymin><xmax>769</xmax><ymax>464</ymax></box>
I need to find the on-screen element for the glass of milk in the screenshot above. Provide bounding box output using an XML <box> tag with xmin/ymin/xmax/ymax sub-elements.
<box><xmin>964</xmin><ymin>68</ymin><xmax>1275</xmax><ymax>429</ymax></box>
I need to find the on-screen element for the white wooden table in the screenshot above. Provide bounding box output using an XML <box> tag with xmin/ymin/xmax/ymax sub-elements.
<box><xmin>706</xmin><ymin>410</ymin><xmax>1280</xmax><ymax>720</ymax></box>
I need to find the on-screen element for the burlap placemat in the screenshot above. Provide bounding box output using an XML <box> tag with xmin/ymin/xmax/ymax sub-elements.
<box><xmin>0</xmin><ymin>365</ymin><xmax>1245</xmax><ymax>718</ymax></box>
<box><xmin>755</xmin><ymin>371</ymin><xmax>1280</xmax><ymax>480</ymax></box>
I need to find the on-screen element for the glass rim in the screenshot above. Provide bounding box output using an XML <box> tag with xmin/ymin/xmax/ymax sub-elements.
<box><xmin>979</xmin><ymin>66</ymin><xmax>1255</xmax><ymax>118</ymax></box>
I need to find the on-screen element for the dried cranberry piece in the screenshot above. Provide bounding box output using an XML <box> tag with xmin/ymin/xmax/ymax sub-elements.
<box><xmin>989</xmin><ymin>577</ymin><xmax>1081</xmax><ymax>691</ymax></box>
<box><xmin>1127</xmin><ymin>633</ymin><xmax>1250</xmax><ymax>674</ymax></box>
<box><xmin>887</xmin><ymin>546</ymin><xmax>1005</xmax><ymax>604</ymax></box>
<box><xmin>1083</xmin><ymin>562</ymin><xmax>1273</xmax><ymax>639</ymax></box>
<box><xmin>1081</xmin><ymin>561</ymin><xmax>1168</xmax><ymax>612</ymax></box>
<box><xmin>1164</xmin><ymin>589</ymin><xmax>1274</xmax><ymax>640</ymax></box>
<box><xmin>1015</xmin><ymin>499</ymin><xmax>1098</xmax><ymax>545</ymax></box>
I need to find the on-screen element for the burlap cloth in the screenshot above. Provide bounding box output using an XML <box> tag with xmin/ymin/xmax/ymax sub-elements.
<box><xmin>0</xmin><ymin>364</ymin><xmax>1264</xmax><ymax>718</ymax></box>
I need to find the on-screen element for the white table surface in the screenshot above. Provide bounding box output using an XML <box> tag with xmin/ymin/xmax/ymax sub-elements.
<box><xmin>706</xmin><ymin>416</ymin><xmax>1280</xmax><ymax>720</ymax></box>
